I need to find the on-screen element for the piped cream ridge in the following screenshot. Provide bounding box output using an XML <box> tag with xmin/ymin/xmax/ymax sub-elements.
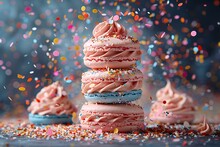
<box><xmin>81</xmin><ymin>68</ymin><xmax>143</xmax><ymax>94</ymax></box>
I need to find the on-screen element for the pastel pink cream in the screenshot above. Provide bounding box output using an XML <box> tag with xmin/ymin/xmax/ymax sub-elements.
<box><xmin>81</xmin><ymin>68</ymin><xmax>143</xmax><ymax>94</ymax></box>
<box><xmin>28</xmin><ymin>81</ymin><xmax>77</xmax><ymax>116</ymax></box>
<box><xmin>149</xmin><ymin>81</ymin><xmax>195</xmax><ymax>124</ymax></box>
<box><xmin>79</xmin><ymin>103</ymin><xmax>144</xmax><ymax>132</ymax></box>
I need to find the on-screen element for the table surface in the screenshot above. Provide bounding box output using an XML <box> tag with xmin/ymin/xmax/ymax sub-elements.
<box><xmin>1</xmin><ymin>131</ymin><xmax>220</xmax><ymax>147</ymax></box>
<box><xmin>1</xmin><ymin>118</ymin><xmax>220</xmax><ymax>147</ymax></box>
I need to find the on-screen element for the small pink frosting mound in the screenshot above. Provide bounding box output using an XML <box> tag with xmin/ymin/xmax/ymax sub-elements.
<box><xmin>81</xmin><ymin>68</ymin><xmax>143</xmax><ymax>94</ymax></box>
<box><xmin>27</xmin><ymin>81</ymin><xmax>77</xmax><ymax>116</ymax></box>
<box><xmin>197</xmin><ymin>118</ymin><xmax>213</xmax><ymax>136</ymax></box>
<box><xmin>93</xmin><ymin>20</ymin><xmax>127</xmax><ymax>38</ymax></box>
<box><xmin>149</xmin><ymin>80</ymin><xmax>195</xmax><ymax>124</ymax></box>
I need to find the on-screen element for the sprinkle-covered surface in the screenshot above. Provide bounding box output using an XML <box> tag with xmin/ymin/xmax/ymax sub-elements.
<box><xmin>0</xmin><ymin>0</ymin><xmax>220</xmax><ymax>146</ymax></box>
<box><xmin>0</xmin><ymin>119</ymin><xmax>220</xmax><ymax>147</ymax></box>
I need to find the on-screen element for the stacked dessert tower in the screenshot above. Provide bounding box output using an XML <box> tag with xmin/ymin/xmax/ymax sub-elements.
<box><xmin>79</xmin><ymin>19</ymin><xmax>144</xmax><ymax>132</ymax></box>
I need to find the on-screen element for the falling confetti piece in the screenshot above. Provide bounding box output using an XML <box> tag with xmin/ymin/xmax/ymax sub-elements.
<box><xmin>178</xmin><ymin>3</ymin><xmax>183</xmax><ymax>7</ymax></box>
<box><xmin>193</xmin><ymin>47</ymin><xmax>198</xmax><ymax>54</ymax></box>
<box><xmin>24</xmin><ymin>6</ymin><xmax>32</xmax><ymax>13</ymax></box>
<box><xmin>78</xmin><ymin>15</ymin><xmax>84</xmax><ymax>20</ymax></box>
<box><xmin>19</xmin><ymin>87</ymin><xmax>26</xmax><ymax>91</ymax></box>
<box><xmin>74</xmin><ymin>45</ymin><xmax>80</xmax><ymax>51</ymax></box>
<box><xmin>113</xmin><ymin>15</ymin><xmax>119</xmax><ymax>21</ymax></box>
<box><xmin>53</xmin><ymin>71</ymin><xmax>59</xmax><ymax>76</ymax></box>
<box><xmin>27</xmin><ymin>77</ymin><xmax>32</xmax><ymax>82</ymax></box>
<box><xmin>26</xmin><ymin>100</ymin><xmax>30</xmax><ymax>105</ymax></box>
<box><xmin>92</xmin><ymin>9</ymin><xmax>98</xmax><ymax>13</ymax></box>
<box><xmin>8</xmin><ymin>97</ymin><xmax>12</xmax><ymax>101</ymax></box>
<box><xmin>10</xmin><ymin>42</ymin><xmax>14</xmax><ymax>47</ymax></box>
<box><xmin>17</xmin><ymin>74</ymin><xmax>25</xmax><ymax>79</ymax></box>
<box><xmin>192</xmin><ymin>74</ymin><xmax>196</xmax><ymax>80</ymax></box>
<box><xmin>81</xmin><ymin>6</ymin><xmax>86</xmax><ymax>11</ymax></box>
<box><xmin>134</xmin><ymin>15</ymin><xmax>139</xmax><ymax>21</ymax></box>
<box><xmin>82</xmin><ymin>12</ymin><xmax>89</xmax><ymax>19</ymax></box>
<box><xmin>191</xmin><ymin>30</ymin><xmax>197</xmax><ymax>37</ymax></box>
<box><xmin>124</xmin><ymin>11</ymin><xmax>129</xmax><ymax>16</ymax></box>
<box><xmin>35</xmin><ymin>84</ymin><xmax>40</xmax><ymax>88</ymax></box>
<box><xmin>53</xmin><ymin>50</ymin><xmax>60</xmax><ymax>57</ymax></box>
<box><xmin>53</xmin><ymin>38</ymin><xmax>59</xmax><ymax>44</ymax></box>
<box><xmin>56</xmin><ymin>17</ymin><xmax>60</xmax><ymax>21</ymax></box>
<box><xmin>68</xmin><ymin>24</ymin><xmax>73</xmax><ymax>30</ymax></box>
<box><xmin>60</xmin><ymin>56</ymin><xmax>67</xmax><ymax>61</ymax></box>
<box><xmin>160</xmin><ymin>32</ymin><xmax>166</xmax><ymax>38</ymax></box>
<box><xmin>32</xmin><ymin>27</ymin><xmax>37</xmax><ymax>31</ymax></box>
<box><xmin>145</xmin><ymin>23</ymin><xmax>152</xmax><ymax>28</ymax></box>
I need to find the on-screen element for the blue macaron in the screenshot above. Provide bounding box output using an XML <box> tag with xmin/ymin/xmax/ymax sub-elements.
<box><xmin>84</xmin><ymin>89</ymin><xmax>142</xmax><ymax>103</ymax></box>
<box><xmin>28</xmin><ymin>113</ymin><xmax>73</xmax><ymax>125</ymax></box>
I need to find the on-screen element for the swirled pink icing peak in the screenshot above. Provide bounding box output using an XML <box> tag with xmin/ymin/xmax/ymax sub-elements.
<box><xmin>149</xmin><ymin>80</ymin><xmax>195</xmax><ymax>124</ymax></box>
<box><xmin>196</xmin><ymin>117</ymin><xmax>213</xmax><ymax>136</ymax></box>
<box><xmin>92</xmin><ymin>19</ymin><xmax>127</xmax><ymax>38</ymax></box>
<box><xmin>27</xmin><ymin>81</ymin><xmax>77</xmax><ymax>116</ymax></box>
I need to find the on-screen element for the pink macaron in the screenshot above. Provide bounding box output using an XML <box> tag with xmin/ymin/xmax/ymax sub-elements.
<box><xmin>83</xmin><ymin>36</ymin><xmax>142</xmax><ymax>69</ymax></box>
<box><xmin>79</xmin><ymin>103</ymin><xmax>145</xmax><ymax>132</ymax></box>
<box><xmin>81</xmin><ymin>68</ymin><xmax>143</xmax><ymax>94</ymax></box>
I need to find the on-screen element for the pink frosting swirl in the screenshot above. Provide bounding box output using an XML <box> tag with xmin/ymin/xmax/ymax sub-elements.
<box><xmin>82</xmin><ymin>81</ymin><xmax>142</xmax><ymax>94</ymax></box>
<box><xmin>84</xmin><ymin>50</ymin><xmax>141</xmax><ymax>60</ymax></box>
<box><xmin>149</xmin><ymin>80</ymin><xmax>195</xmax><ymax>123</ymax></box>
<box><xmin>197</xmin><ymin>117</ymin><xmax>213</xmax><ymax>136</ymax></box>
<box><xmin>93</xmin><ymin>20</ymin><xmax>127</xmax><ymax>38</ymax></box>
<box><xmin>27</xmin><ymin>81</ymin><xmax>77</xmax><ymax>115</ymax></box>
<box><xmin>81</xmin><ymin>68</ymin><xmax>143</xmax><ymax>94</ymax></box>
<box><xmin>80</xmin><ymin>112</ymin><xmax>143</xmax><ymax>124</ymax></box>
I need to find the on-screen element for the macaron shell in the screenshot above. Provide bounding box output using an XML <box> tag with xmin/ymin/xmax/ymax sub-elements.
<box><xmin>84</xmin><ymin>90</ymin><xmax>142</xmax><ymax>103</ymax></box>
<box><xmin>80</xmin><ymin>103</ymin><xmax>143</xmax><ymax>114</ymax></box>
<box><xmin>29</xmin><ymin>113</ymin><xmax>73</xmax><ymax>125</ymax></box>
<box><xmin>84</xmin><ymin>59</ymin><xmax>137</xmax><ymax>69</ymax></box>
<box><xmin>79</xmin><ymin>103</ymin><xmax>144</xmax><ymax>132</ymax></box>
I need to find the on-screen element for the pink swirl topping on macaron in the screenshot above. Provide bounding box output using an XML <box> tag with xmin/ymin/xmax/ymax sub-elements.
<box><xmin>28</xmin><ymin>81</ymin><xmax>77</xmax><ymax>116</ymax></box>
<box><xmin>197</xmin><ymin>117</ymin><xmax>213</xmax><ymax>136</ymax></box>
<box><xmin>93</xmin><ymin>20</ymin><xmax>127</xmax><ymax>38</ymax></box>
<box><xmin>83</xmin><ymin>19</ymin><xmax>141</xmax><ymax>69</ymax></box>
<box><xmin>81</xmin><ymin>68</ymin><xmax>143</xmax><ymax>94</ymax></box>
<box><xmin>149</xmin><ymin>80</ymin><xmax>195</xmax><ymax>124</ymax></box>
